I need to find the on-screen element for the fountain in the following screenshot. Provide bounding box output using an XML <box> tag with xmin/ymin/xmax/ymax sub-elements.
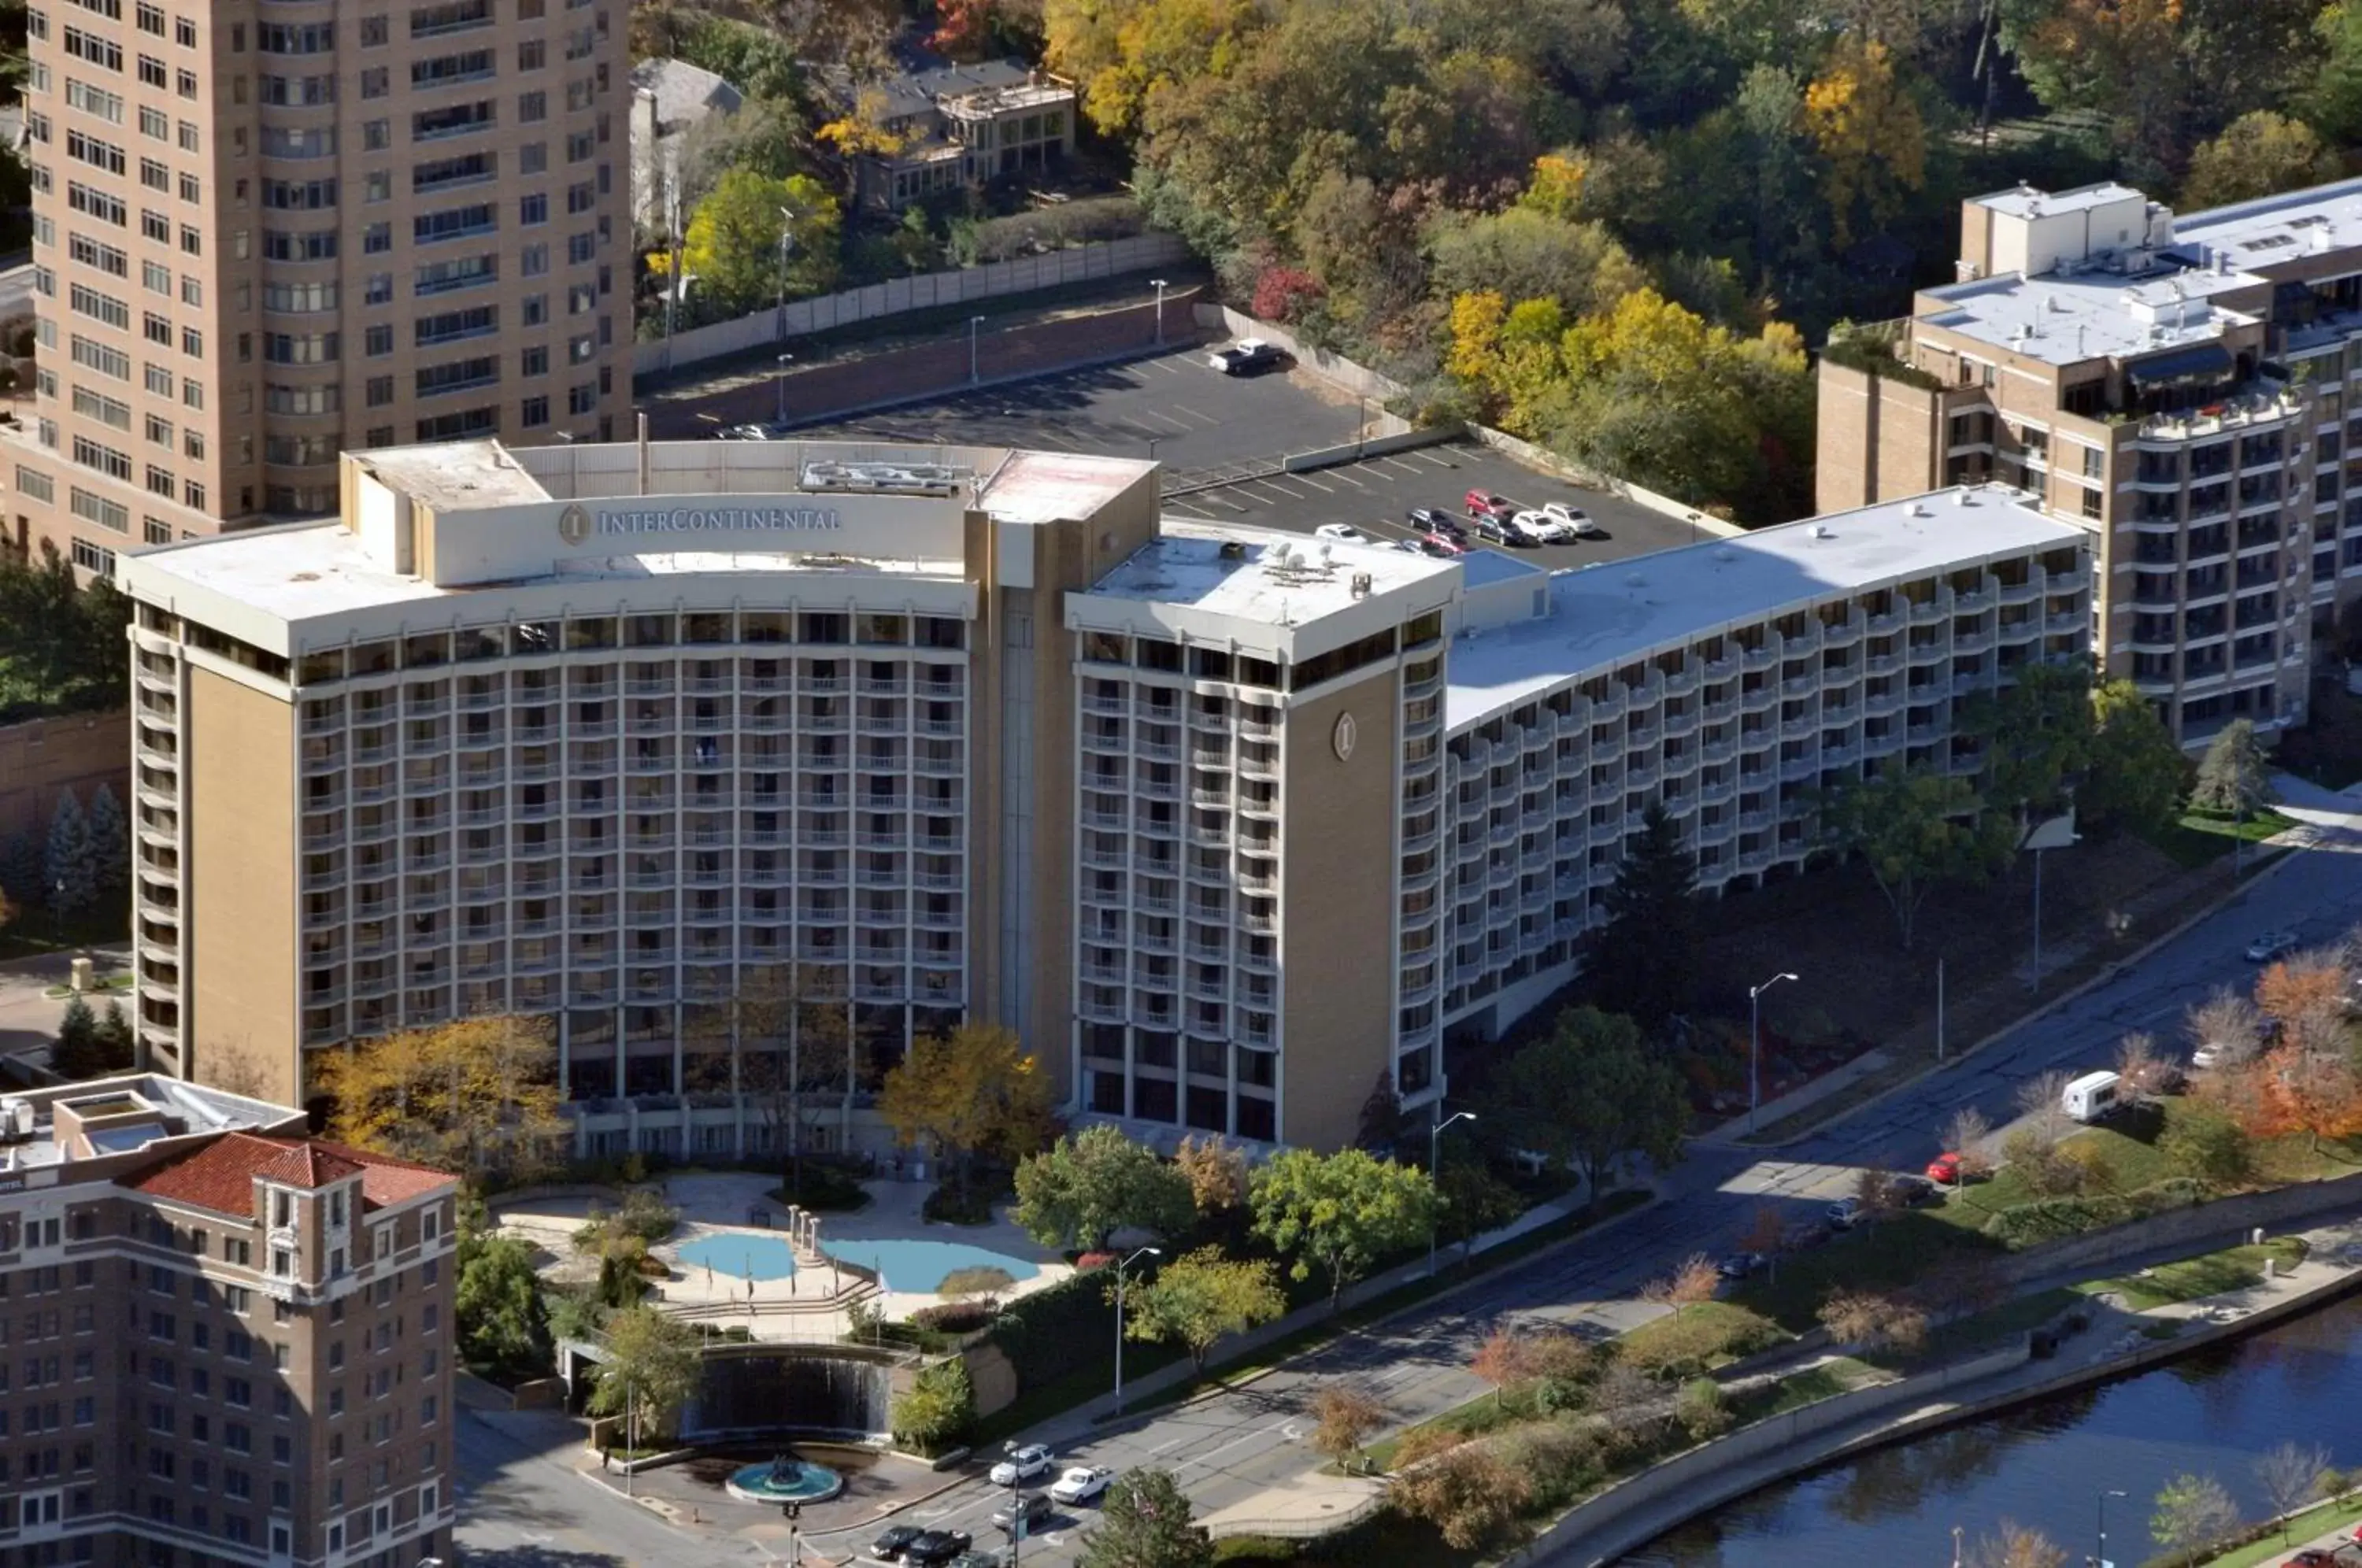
<box><xmin>724</xmin><ymin>1452</ymin><xmax>846</xmax><ymax>1506</ymax></box>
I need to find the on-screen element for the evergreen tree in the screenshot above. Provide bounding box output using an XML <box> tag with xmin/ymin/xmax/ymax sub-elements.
<box><xmin>2190</xmin><ymin>719</ymin><xmax>2275</xmax><ymax>819</ymax></box>
<box><xmin>84</xmin><ymin>784</ymin><xmax>128</xmax><ymax>896</ymax></box>
<box><xmin>43</xmin><ymin>791</ymin><xmax>94</xmax><ymax>919</ymax></box>
<box><xmin>91</xmin><ymin>1000</ymin><xmax>136</xmax><ymax>1075</ymax></box>
<box><xmin>1586</xmin><ymin>801</ymin><xmax>1702</xmax><ymax>1030</ymax></box>
<box><xmin>0</xmin><ymin>831</ymin><xmax>40</xmax><ymax>911</ymax></box>
<box><xmin>1356</xmin><ymin>1070</ymin><xmax>1403</xmax><ymax>1155</ymax></box>
<box><xmin>50</xmin><ymin>995</ymin><xmax>99</xmax><ymax>1078</ymax></box>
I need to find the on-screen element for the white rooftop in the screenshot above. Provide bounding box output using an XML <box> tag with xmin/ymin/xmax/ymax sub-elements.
<box><xmin>2171</xmin><ymin>176</ymin><xmax>2362</xmax><ymax>264</ymax></box>
<box><xmin>359</xmin><ymin>442</ymin><xmax>551</xmax><ymax>511</ymax></box>
<box><xmin>1442</xmin><ymin>487</ymin><xmax>2087</xmax><ymax>732</ymax></box>
<box><xmin>1087</xmin><ymin>523</ymin><xmax>1455</xmax><ymax>627</ymax></box>
<box><xmin>1921</xmin><ymin>266</ymin><xmax>2260</xmax><ymax>367</ymax></box>
<box><xmin>6</xmin><ymin>1075</ymin><xmax>299</xmax><ymax>1170</ymax></box>
<box><xmin>1974</xmin><ymin>180</ymin><xmax>2145</xmax><ymax>220</ymax></box>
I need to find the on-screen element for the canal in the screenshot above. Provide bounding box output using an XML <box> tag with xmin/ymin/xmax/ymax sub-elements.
<box><xmin>1617</xmin><ymin>1293</ymin><xmax>2362</xmax><ymax>1566</ymax></box>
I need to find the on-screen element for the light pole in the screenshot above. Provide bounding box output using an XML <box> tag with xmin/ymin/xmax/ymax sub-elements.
<box><xmin>1111</xmin><ymin>1244</ymin><xmax>1161</xmax><ymax>1415</ymax></box>
<box><xmin>774</xmin><ymin>353</ymin><xmax>794</xmax><ymax>428</ymax></box>
<box><xmin>774</xmin><ymin>206</ymin><xmax>797</xmax><ymax>344</ymax></box>
<box><xmin>1001</xmin><ymin>1440</ymin><xmax>1026</xmax><ymax>1568</ymax></box>
<box><xmin>1427</xmin><ymin>1110</ymin><xmax>1476</xmax><ymax>1276</ymax></box>
<box><xmin>1150</xmin><ymin>277</ymin><xmax>1168</xmax><ymax>344</ymax></box>
<box><xmin>2095</xmin><ymin>1486</ymin><xmax>2127</xmax><ymax>1568</ymax></box>
<box><xmin>1748</xmin><ymin>972</ymin><xmax>1798</xmax><ymax>1134</ymax></box>
<box><xmin>969</xmin><ymin>316</ymin><xmax>987</xmax><ymax>385</ymax></box>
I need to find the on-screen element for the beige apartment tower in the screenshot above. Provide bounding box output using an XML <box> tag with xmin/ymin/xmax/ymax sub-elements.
<box><xmin>1818</xmin><ymin>177</ymin><xmax>2362</xmax><ymax>746</ymax></box>
<box><xmin>1</xmin><ymin>0</ymin><xmax>631</xmax><ymax>575</ymax></box>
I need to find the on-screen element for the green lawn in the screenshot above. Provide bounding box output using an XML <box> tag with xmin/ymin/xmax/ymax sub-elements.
<box><xmin>2071</xmin><ymin>1238</ymin><xmax>2305</xmax><ymax>1311</ymax></box>
<box><xmin>2146</xmin><ymin>806</ymin><xmax>2300</xmax><ymax>867</ymax></box>
<box><xmin>2195</xmin><ymin>1495</ymin><xmax>2362</xmax><ymax>1567</ymax></box>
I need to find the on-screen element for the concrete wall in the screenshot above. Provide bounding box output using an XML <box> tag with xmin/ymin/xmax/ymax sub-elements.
<box><xmin>639</xmin><ymin>233</ymin><xmax>1198</xmax><ymax>378</ymax></box>
<box><xmin>1194</xmin><ymin>305</ymin><xmax>1416</xmax><ymax>416</ymax></box>
<box><xmin>646</xmin><ymin>287</ymin><xmax>1208</xmax><ymax>436</ymax></box>
<box><xmin>0</xmin><ymin>708</ymin><xmax>128</xmax><ymax>864</ymax></box>
<box><xmin>1998</xmin><ymin>1174</ymin><xmax>2362</xmax><ymax>1285</ymax></box>
<box><xmin>1461</xmin><ymin>425</ymin><xmax>1749</xmax><ymax>539</ymax></box>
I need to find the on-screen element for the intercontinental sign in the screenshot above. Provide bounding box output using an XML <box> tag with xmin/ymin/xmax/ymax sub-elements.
<box><xmin>557</xmin><ymin>503</ymin><xmax>845</xmax><ymax>545</ymax></box>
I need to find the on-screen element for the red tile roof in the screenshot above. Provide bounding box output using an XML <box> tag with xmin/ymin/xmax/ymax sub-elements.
<box><xmin>128</xmin><ymin>1132</ymin><xmax>456</xmax><ymax>1218</ymax></box>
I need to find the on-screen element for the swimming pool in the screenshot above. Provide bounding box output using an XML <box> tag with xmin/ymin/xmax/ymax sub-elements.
<box><xmin>672</xmin><ymin>1233</ymin><xmax>1042</xmax><ymax>1292</ymax></box>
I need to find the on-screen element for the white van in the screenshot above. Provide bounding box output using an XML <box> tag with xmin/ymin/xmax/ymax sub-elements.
<box><xmin>2061</xmin><ymin>1070</ymin><xmax>2123</xmax><ymax>1124</ymax></box>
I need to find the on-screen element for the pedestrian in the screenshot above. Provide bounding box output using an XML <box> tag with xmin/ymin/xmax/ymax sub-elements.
<box><xmin>602</xmin><ymin>1449</ymin><xmax>611</xmax><ymax>1473</ymax></box>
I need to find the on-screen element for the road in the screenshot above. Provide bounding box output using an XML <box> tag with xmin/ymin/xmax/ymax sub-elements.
<box><xmin>450</xmin><ymin>797</ymin><xmax>2362</xmax><ymax>1568</ymax></box>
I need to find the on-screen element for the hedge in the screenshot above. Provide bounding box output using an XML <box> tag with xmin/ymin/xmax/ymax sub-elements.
<box><xmin>1979</xmin><ymin>1178</ymin><xmax>2208</xmax><ymax>1248</ymax></box>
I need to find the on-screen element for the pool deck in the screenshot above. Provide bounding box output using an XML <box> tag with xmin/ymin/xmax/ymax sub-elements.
<box><xmin>494</xmin><ymin>1170</ymin><xmax>1073</xmax><ymax>1342</ymax></box>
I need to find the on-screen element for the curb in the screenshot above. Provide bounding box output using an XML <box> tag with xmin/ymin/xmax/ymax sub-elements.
<box><xmin>1731</xmin><ymin>842</ymin><xmax>2308</xmax><ymax>1152</ymax></box>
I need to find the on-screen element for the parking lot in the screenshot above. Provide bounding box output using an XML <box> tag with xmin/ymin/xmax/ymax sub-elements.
<box><xmin>792</xmin><ymin>342</ymin><xmax>1712</xmax><ymax>570</ymax></box>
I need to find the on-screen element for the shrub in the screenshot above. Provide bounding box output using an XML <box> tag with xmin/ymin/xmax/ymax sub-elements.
<box><xmin>1075</xmin><ymin>1251</ymin><xmax>1117</xmax><ymax>1271</ymax></box>
<box><xmin>939</xmin><ymin>1266</ymin><xmax>1016</xmax><ymax>1300</ymax></box>
<box><xmin>1388</xmin><ymin>1440</ymin><xmax>1533</xmax><ymax>1550</ymax></box>
<box><xmin>1980</xmin><ymin>1178</ymin><xmax>2207</xmax><ymax>1248</ymax></box>
<box><xmin>613</xmin><ymin>1187</ymin><xmax>680</xmax><ymax>1244</ymax></box>
<box><xmin>911</xmin><ymin>1300</ymin><xmax>997</xmax><ymax>1334</ymax></box>
<box><xmin>923</xmin><ymin>1183</ymin><xmax>998</xmax><ymax>1226</ymax></box>
<box><xmin>980</xmin><ymin>1269</ymin><xmax>1118</xmax><ymax>1396</ymax></box>
<box><xmin>890</xmin><ymin>1358</ymin><xmax>976</xmax><ymax>1454</ymax></box>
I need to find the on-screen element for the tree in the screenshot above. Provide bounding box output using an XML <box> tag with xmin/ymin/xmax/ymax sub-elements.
<box><xmin>1967</xmin><ymin>1521</ymin><xmax>2069</xmax><ymax>1568</ymax></box>
<box><xmin>2151</xmin><ymin>1472</ymin><xmax>2241</xmax><ymax>1566</ymax></box>
<box><xmin>1816</xmin><ymin>1289</ymin><xmax>1927</xmax><ymax>1353</ymax></box>
<box><xmin>90</xmin><ymin>1000</ymin><xmax>134</xmax><ymax>1074</ymax></box>
<box><xmin>2015</xmin><ymin>1069</ymin><xmax>2074</xmax><ymax>1154</ymax></box>
<box><xmin>1941</xmin><ymin>1105</ymin><xmax>1994</xmax><ymax>1182</ymax></box>
<box><xmin>49</xmin><ymin>995</ymin><xmax>98</xmax><ymax>1079</ymax></box>
<box><xmin>2190</xmin><ymin>719</ymin><xmax>2274</xmax><ymax>818</ymax></box>
<box><xmin>2160</xmin><ymin>1100</ymin><xmax>2255</xmax><ymax>1185</ymax></box>
<box><xmin>1818</xmin><ymin>760</ymin><xmax>2014</xmax><ymax>950</ymax></box>
<box><xmin>1436</xmin><ymin>1159</ymin><xmax>1523</xmax><ymax>1256</ymax></box>
<box><xmin>2187</xmin><ymin>986</ymin><xmax>2266</xmax><ymax>1068</ymax></box>
<box><xmin>2256</xmin><ymin>955</ymin><xmax>2349</xmax><ymax>1044</ymax></box>
<box><xmin>2183</xmin><ymin>111</ymin><xmax>2339</xmax><ymax>209</ymax></box>
<box><xmin>1642</xmin><ymin>1252</ymin><xmax>1720</xmax><ymax>1308</ymax></box>
<box><xmin>2236</xmin><ymin>1044</ymin><xmax>2362</xmax><ymax>1155</ymax></box>
<box><xmin>2083</xmin><ymin>679</ymin><xmax>2187</xmax><ymax>835</ymax></box>
<box><xmin>0</xmin><ymin>830</ymin><xmax>40</xmax><ymax>910</ymax></box>
<box><xmin>1494</xmin><ymin>1006</ymin><xmax>1687</xmax><ymax>1206</ymax></box>
<box><xmin>890</xmin><ymin>1358</ymin><xmax>976</xmax><ymax>1452</ymax></box>
<box><xmin>1742</xmin><ymin>1205</ymin><xmax>1790</xmax><ymax>1281</ymax></box>
<box><xmin>584</xmin><ymin>1306</ymin><xmax>701</xmax><ymax>1445</ymax></box>
<box><xmin>1390</xmin><ymin>1440</ymin><xmax>1535</xmax><ymax>1548</ymax></box>
<box><xmin>83</xmin><ymin>783</ymin><xmax>126</xmax><ymax>896</ymax></box>
<box><xmin>877</xmin><ymin>1023</ymin><xmax>1056</xmax><ymax>1200</ymax></box>
<box><xmin>1799</xmin><ymin>33</ymin><xmax>1927</xmax><ymax>246</ymax></box>
<box><xmin>313</xmin><ymin>1013</ymin><xmax>567</xmax><ymax>1185</ymax></box>
<box><xmin>1471</xmin><ymin>1325</ymin><xmax>1535</xmax><ymax>1406</ymax></box>
<box><xmin>1309</xmin><ymin>1382</ymin><xmax>1390</xmax><ymax>1471</ymax></box>
<box><xmin>1248</xmin><ymin>1147</ymin><xmax>1438</xmax><ymax>1311</ymax></box>
<box><xmin>1586</xmin><ymin>801</ymin><xmax>1702</xmax><ymax>1030</ymax></box>
<box><xmin>1357</xmin><ymin>1070</ymin><xmax>1404</xmax><ymax>1154</ymax></box>
<box><xmin>2115</xmin><ymin>1030</ymin><xmax>2164</xmax><ymax>1100</ymax></box>
<box><xmin>1957</xmin><ymin>660</ymin><xmax>2094</xmax><ymax>820</ymax></box>
<box><xmin>43</xmin><ymin>790</ymin><xmax>95</xmax><ymax>920</ymax></box>
<box><xmin>1013</xmin><ymin>1124</ymin><xmax>1195</xmax><ymax>1252</ymax></box>
<box><xmin>2256</xmin><ymin>1440</ymin><xmax>2333</xmax><ymax>1542</ymax></box>
<box><xmin>678</xmin><ymin>168</ymin><xmax>841</xmax><ymax>318</ymax></box>
<box><xmin>1079</xmin><ymin>1469</ymin><xmax>1212</xmax><ymax>1568</ymax></box>
<box><xmin>2308</xmin><ymin>0</ymin><xmax>2362</xmax><ymax>142</ymax></box>
<box><xmin>1124</xmin><ymin>1246</ymin><xmax>1287</xmax><ymax>1374</ymax></box>
<box><xmin>1174</xmin><ymin>1133</ymin><xmax>1248</xmax><ymax>1215</ymax></box>
<box><xmin>456</xmin><ymin>1232</ymin><xmax>554</xmax><ymax>1381</ymax></box>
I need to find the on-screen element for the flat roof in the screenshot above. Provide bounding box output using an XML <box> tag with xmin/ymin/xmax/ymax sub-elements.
<box><xmin>1973</xmin><ymin>180</ymin><xmax>2145</xmax><ymax>220</ymax></box>
<box><xmin>354</xmin><ymin>442</ymin><xmax>551</xmax><ymax>512</ymax></box>
<box><xmin>2171</xmin><ymin>176</ymin><xmax>2362</xmax><ymax>262</ymax></box>
<box><xmin>1086</xmin><ymin>523</ymin><xmax>1455</xmax><ymax>627</ymax></box>
<box><xmin>976</xmin><ymin>449</ymin><xmax>1152</xmax><ymax>527</ymax></box>
<box><xmin>1442</xmin><ymin>487</ymin><xmax>2087</xmax><ymax>732</ymax></box>
<box><xmin>5</xmin><ymin>1074</ymin><xmax>299</xmax><ymax>1170</ymax></box>
<box><xmin>1920</xmin><ymin>268</ymin><xmax>2260</xmax><ymax>366</ymax></box>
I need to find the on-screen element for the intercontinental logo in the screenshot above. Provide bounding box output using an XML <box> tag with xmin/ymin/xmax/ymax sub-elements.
<box><xmin>557</xmin><ymin>504</ymin><xmax>847</xmax><ymax>541</ymax></box>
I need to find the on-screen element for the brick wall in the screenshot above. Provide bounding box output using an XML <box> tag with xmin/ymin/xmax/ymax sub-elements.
<box><xmin>646</xmin><ymin>288</ymin><xmax>1207</xmax><ymax>437</ymax></box>
<box><xmin>0</xmin><ymin>708</ymin><xmax>127</xmax><ymax>852</ymax></box>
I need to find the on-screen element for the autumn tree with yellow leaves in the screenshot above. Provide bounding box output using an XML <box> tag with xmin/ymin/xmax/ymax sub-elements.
<box><xmin>313</xmin><ymin>1015</ymin><xmax>568</xmax><ymax>1185</ymax></box>
<box><xmin>876</xmin><ymin>1024</ymin><xmax>1057</xmax><ymax>1199</ymax></box>
<box><xmin>1800</xmin><ymin>34</ymin><xmax>1927</xmax><ymax>247</ymax></box>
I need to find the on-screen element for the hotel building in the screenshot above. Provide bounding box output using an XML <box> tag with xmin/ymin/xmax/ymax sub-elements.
<box><xmin>1818</xmin><ymin>176</ymin><xmax>2362</xmax><ymax>746</ymax></box>
<box><xmin>0</xmin><ymin>1073</ymin><xmax>458</xmax><ymax>1568</ymax></box>
<box><xmin>0</xmin><ymin>0</ymin><xmax>632</xmax><ymax>577</ymax></box>
<box><xmin>113</xmin><ymin>437</ymin><xmax>2088</xmax><ymax>1151</ymax></box>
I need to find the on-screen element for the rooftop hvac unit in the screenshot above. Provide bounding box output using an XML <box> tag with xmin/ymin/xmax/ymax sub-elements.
<box><xmin>0</xmin><ymin>1098</ymin><xmax>32</xmax><ymax>1144</ymax></box>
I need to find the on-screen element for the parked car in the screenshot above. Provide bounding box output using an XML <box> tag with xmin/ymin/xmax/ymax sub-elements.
<box><xmin>2282</xmin><ymin>1550</ymin><xmax>2339</xmax><ymax>1568</ymax></box>
<box><xmin>1826</xmin><ymin>1196</ymin><xmax>1864</xmax><ymax>1230</ymax></box>
<box><xmin>1208</xmin><ymin>339</ymin><xmax>1284</xmax><ymax>375</ymax></box>
<box><xmin>873</xmin><ymin>1526</ymin><xmax>926</xmax><ymax>1561</ymax></box>
<box><xmin>2246</xmin><ymin>930</ymin><xmax>2301</xmax><ymax>963</ymax></box>
<box><xmin>1889</xmin><ymin>1174</ymin><xmax>1941</xmax><ymax>1207</ymax></box>
<box><xmin>1513</xmin><ymin>508</ymin><xmax>1581</xmax><ymax>544</ymax></box>
<box><xmin>1413</xmin><ymin>530</ymin><xmax>1466</xmax><ymax>556</ymax></box>
<box><xmin>989</xmin><ymin>1445</ymin><xmax>1053</xmax><ymax>1487</ymax></box>
<box><xmin>1050</xmin><ymin>1466</ymin><xmax>1113</xmax><ymax>1506</ymax></box>
<box><xmin>1313</xmin><ymin>523</ymin><xmax>1371</xmax><ymax>544</ymax></box>
<box><xmin>1535</xmin><ymin>501</ymin><xmax>1604</xmax><ymax>537</ymax></box>
<box><xmin>1464</xmin><ymin>490</ymin><xmax>1518</xmax><ymax>521</ymax></box>
<box><xmin>902</xmin><ymin>1532</ymin><xmax>975</xmax><ymax>1567</ymax></box>
<box><xmin>1408</xmin><ymin>506</ymin><xmax>1467</xmax><ymax>540</ymax></box>
<box><xmin>989</xmin><ymin>1494</ymin><xmax>1053</xmax><ymax>1537</ymax></box>
<box><xmin>949</xmin><ymin>1553</ymin><xmax>1006</xmax><ymax>1568</ymax></box>
<box><xmin>1926</xmin><ymin>1152</ymin><xmax>1968</xmax><ymax>1185</ymax></box>
<box><xmin>1716</xmin><ymin>1251</ymin><xmax>1765</xmax><ymax>1280</ymax></box>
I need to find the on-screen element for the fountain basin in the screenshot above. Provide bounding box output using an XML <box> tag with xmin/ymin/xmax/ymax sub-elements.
<box><xmin>724</xmin><ymin>1455</ymin><xmax>846</xmax><ymax>1506</ymax></box>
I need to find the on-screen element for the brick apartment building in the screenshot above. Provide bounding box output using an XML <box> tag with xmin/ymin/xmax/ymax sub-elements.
<box><xmin>1818</xmin><ymin>176</ymin><xmax>2362</xmax><ymax>747</ymax></box>
<box><xmin>0</xmin><ymin>1074</ymin><xmax>457</xmax><ymax>1568</ymax></box>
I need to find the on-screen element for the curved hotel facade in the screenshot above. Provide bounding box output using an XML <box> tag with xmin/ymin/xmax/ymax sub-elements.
<box><xmin>115</xmin><ymin>436</ymin><xmax>2091</xmax><ymax>1154</ymax></box>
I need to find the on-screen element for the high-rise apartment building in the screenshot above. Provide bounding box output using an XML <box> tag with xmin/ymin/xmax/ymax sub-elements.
<box><xmin>0</xmin><ymin>0</ymin><xmax>631</xmax><ymax>577</ymax></box>
<box><xmin>1818</xmin><ymin>177</ymin><xmax>2362</xmax><ymax>746</ymax></box>
<box><xmin>0</xmin><ymin>1073</ymin><xmax>458</xmax><ymax>1568</ymax></box>
<box><xmin>114</xmin><ymin>435</ymin><xmax>2086</xmax><ymax>1152</ymax></box>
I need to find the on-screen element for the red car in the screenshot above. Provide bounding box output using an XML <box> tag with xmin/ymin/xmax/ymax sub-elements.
<box><xmin>1926</xmin><ymin>1152</ymin><xmax>1966</xmax><ymax>1185</ymax></box>
<box><xmin>2284</xmin><ymin>1550</ymin><xmax>2340</xmax><ymax>1567</ymax></box>
<box><xmin>1464</xmin><ymin>489</ymin><xmax>1517</xmax><ymax>520</ymax></box>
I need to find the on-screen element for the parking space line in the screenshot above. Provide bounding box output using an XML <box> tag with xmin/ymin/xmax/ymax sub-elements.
<box><xmin>1288</xmin><ymin>472</ymin><xmax>1339</xmax><ymax>494</ymax></box>
<box><xmin>1257</xmin><ymin>475</ymin><xmax>1316</xmax><ymax>498</ymax></box>
<box><xmin>1166</xmin><ymin>402</ymin><xmax>1220</xmax><ymax>427</ymax></box>
<box><xmin>1322</xmin><ymin>467</ymin><xmax>1370</xmax><ymax>490</ymax></box>
<box><xmin>1137</xmin><ymin>409</ymin><xmax>1194</xmax><ymax>434</ymax></box>
<box><xmin>1379</xmin><ymin>456</ymin><xmax>1427</xmax><ymax>477</ymax></box>
<box><xmin>1409</xmin><ymin>449</ymin><xmax>1457</xmax><ymax>468</ymax></box>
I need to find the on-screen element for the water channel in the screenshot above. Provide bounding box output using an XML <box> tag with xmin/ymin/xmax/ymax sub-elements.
<box><xmin>1616</xmin><ymin>1294</ymin><xmax>2362</xmax><ymax>1567</ymax></box>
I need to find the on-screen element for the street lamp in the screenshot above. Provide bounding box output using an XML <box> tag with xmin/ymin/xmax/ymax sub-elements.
<box><xmin>1001</xmin><ymin>1440</ymin><xmax>1027</xmax><ymax>1568</ymax></box>
<box><xmin>1427</xmin><ymin>1110</ymin><xmax>1476</xmax><ymax>1276</ymax></box>
<box><xmin>774</xmin><ymin>205</ymin><xmax>798</xmax><ymax>343</ymax></box>
<box><xmin>1150</xmin><ymin>277</ymin><xmax>1168</xmax><ymax>344</ymax></box>
<box><xmin>774</xmin><ymin>353</ymin><xmax>794</xmax><ymax>428</ymax></box>
<box><xmin>2094</xmin><ymin>1487</ymin><xmax>2128</xmax><ymax>1568</ymax></box>
<box><xmin>1111</xmin><ymin>1244</ymin><xmax>1161</xmax><ymax>1415</ymax></box>
<box><xmin>1748</xmin><ymin>972</ymin><xmax>1798</xmax><ymax>1134</ymax></box>
<box><xmin>969</xmin><ymin>316</ymin><xmax>987</xmax><ymax>385</ymax></box>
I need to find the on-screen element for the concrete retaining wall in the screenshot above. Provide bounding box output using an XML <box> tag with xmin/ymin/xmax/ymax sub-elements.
<box><xmin>1193</xmin><ymin>305</ymin><xmax>1415</xmax><ymax>411</ymax></box>
<box><xmin>1281</xmin><ymin>425</ymin><xmax>1464</xmax><ymax>473</ymax></box>
<box><xmin>1464</xmin><ymin>425</ymin><xmax>1747</xmax><ymax>538</ymax></box>
<box><xmin>1997</xmin><ymin>1174</ymin><xmax>2362</xmax><ymax>1285</ymax></box>
<box><xmin>639</xmin><ymin>232</ymin><xmax>1196</xmax><ymax>377</ymax></box>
